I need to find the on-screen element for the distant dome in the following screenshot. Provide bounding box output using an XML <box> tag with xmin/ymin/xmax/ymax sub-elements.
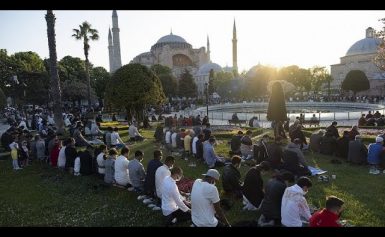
<box><xmin>197</xmin><ymin>62</ymin><xmax>222</xmax><ymax>75</ymax></box>
<box><xmin>246</xmin><ymin>64</ymin><xmax>263</xmax><ymax>78</ymax></box>
<box><xmin>156</xmin><ymin>33</ymin><xmax>187</xmax><ymax>44</ymax></box>
<box><xmin>346</xmin><ymin>27</ymin><xmax>381</xmax><ymax>56</ymax></box>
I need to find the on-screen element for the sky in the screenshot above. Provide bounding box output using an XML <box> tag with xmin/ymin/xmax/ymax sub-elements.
<box><xmin>1</xmin><ymin>10</ymin><xmax>384</xmax><ymax>73</ymax></box>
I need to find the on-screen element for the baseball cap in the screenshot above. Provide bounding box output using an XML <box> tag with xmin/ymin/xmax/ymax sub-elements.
<box><xmin>202</xmin><ymin>169</ymin><xmax>220</xmax><ymax>180</ymax></box>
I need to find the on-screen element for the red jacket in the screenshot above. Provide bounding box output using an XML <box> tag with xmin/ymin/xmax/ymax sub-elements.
<box><xmin>309</xmin><ymin>208</ymin><xmax>341</xmax><ymax>227</ymax></box>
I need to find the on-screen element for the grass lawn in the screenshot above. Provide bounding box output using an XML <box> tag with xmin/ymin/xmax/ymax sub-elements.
<box><xmin>0</xmin><ymin>126</ymin><xmax>384</xmax><ymax>226</ymax></box>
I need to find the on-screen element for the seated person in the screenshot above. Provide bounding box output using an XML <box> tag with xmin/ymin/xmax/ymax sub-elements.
<box><xmin>240</xmin><ymin>130</ymin><xmax>254</xmax><ymax>160</ymax></box>
<box><xmin>320</xmin><ymin>131</ymin><xmax>337</xmax><ymax>156</ymax></box>
<box><xmin>310</xmin><ymin>114</ymin><xmax>318</xmax><ymax>122</ymax></box>
<box><xmin>309</xmin><ymin>130</ymin><xmax>324</xmax><ymax>153</ymax></box>
<box><xmin>335</xmin><ymin>131</ymin><xmax>350</xmax><ymax>159</ymax></box>
<box><xmin>310</xmin><ymin>196</ymin><xmax>345</xmax><ymax>227</ymax></box>
<box><xmin>266</xmin><ymin>136</ymin><xmax>284</xmax><ymax>170</ymax></box>
<box><xmin>203</xmin><ymin>137</ymin><xmax>225</xmax><ymax>169</ymax></box>
<box><xmin>242</xmin><ymin>161</ymin><xmax>270</xmax><ymax>211</ymax></box>
<box><xmin>128</xmin><ymin>150</ymin><xmax>146</xmax><ymax>193</ymax></box>
<box><xmin>222</xmin><ymin>156</ymin><xmax>243</xmax><ymax>200</ymax></box>
<box><xmin>377</xmin><ymin>115</ymin><xmax>385</xmax><ymax>127</ymax></box>
<box><xmin>347</xmin><ymin>135</ymin><xmax>368</xmax><ymax>165</ymax></box>
<box><xmin>104</xmin><ymin>148</ymin><xmax>117</xmax><ymax>185</ymax></box>
<box><xmin>129</xmin><ymin>122</ymin><xmax>144</xmax><ymax>142</ymax></box>
<box><xmin>260</xmin><ymin>170</ymin><xmax>295</xmax><ymax>226</ymax></box>
<box><xmin>232</xmin><ymin>113</ymin><xmax>239</xmax><ymax>121</ymax></box>
<box><xmin>282</xmin><ymin>139</ymin><xmax>311</xmax><ymax>177</ymax></box>
<box><xmin>254</xmin><ymin>135</ymin><xmax>269</xmax><ymax>164</ymax></box>
<box><xmin>348</xmin><ymin>126</ymin><xmax>359</xmax><ymax>141</ymax></box>
<box><xmin>78</xmin><ymin>145</ymin><xmax>95</xmax><ymax>176</ymax></box>
<box><xmin>230</xmin><ymin>131</ymin><xmax>243</xmax><ymax>156</ymax></box>
<box><xmin>358</xmin><ymin>114</ymin><xmax>366</xmax><ymax>126</ymax></box>
<box><xmin>281</xmin><ymin>177</ymin><xmax>313</xmax><ymax>227</ymax></box>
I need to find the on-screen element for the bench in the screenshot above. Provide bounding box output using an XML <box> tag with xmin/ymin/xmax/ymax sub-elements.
<box><xmin>228</xmin><ymin>119</ymin><xmax>247</xmax><ymax>126</ymax></box>
<box><xmin>302</xmin><ymin>120</ymin><xmax>320</xmax><ymax>127</ymax></box>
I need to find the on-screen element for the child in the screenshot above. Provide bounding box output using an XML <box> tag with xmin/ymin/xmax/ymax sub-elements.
<box><xmin>9</xmin><ymin>138</ymin><xmax>22</xmax><ymax>170</ymax></box>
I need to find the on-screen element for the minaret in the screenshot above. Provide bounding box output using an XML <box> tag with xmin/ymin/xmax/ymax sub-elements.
<box><xmin>207</xmin><ymin>35</ymin><xmax>211</xmax><ymax>62</ymax></box>
<box><xmin>232</xmin><ymin>19</ymin><xmax>238</xmax><ymax>74</ymax></box>
<box><xmin>108</xmin><ymin>28</ymin><xmax>114</xmax><ymax>73</ymax></box>
<box><xmin>112</xmin><ymin>10</ymin><xmax>122</xmax><ymax>71</ymax></box>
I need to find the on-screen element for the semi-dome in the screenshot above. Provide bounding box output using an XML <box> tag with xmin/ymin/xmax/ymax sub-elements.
<box><xmin>197</xmin><ymin>62</ymin><xmax>222</xmax><ymax>75</ymax></box>
<box><xmin>346</xmin><ymin>27</ymin><xmax>381</xmax><ymax>56</ymax></box>
<box><xmin>156</xmin><ymin>33</ymin><xmax>187</xmax><ymax>44</ymax></box>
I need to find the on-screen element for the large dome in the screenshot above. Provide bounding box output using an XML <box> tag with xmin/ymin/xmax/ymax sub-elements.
<box><xmin>345</xmin><ymin>27</ymin><xmax>381</xmax><ymax>56</ymax></box>
<box><xmin>197</xmin><ymin>62</ymin><xmax>222</xmax><ymax>75</ymax></box>
<box><xmin>156</xmin><ymin>33</ymin><xmax>187</xmax><ymax>44</ymax></box>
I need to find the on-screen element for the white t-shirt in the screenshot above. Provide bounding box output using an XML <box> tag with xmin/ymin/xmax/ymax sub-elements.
<box><xmin>74</xmin><ymin>157</ymin><xmax>80</xmax><ymax>173</ymax></box>
<box><xmin>161</xmin><ymin>176</ymin><xmax>190</xmax><ymax>216</ymax></box>
<box><xmin>192</xmin><ymin>136</ymin><xmax>199</xmax><ymax>155</ymax></box>
<box><xmin>191</xmin><ymin>179</ymin><xmax>220</xmax><ymax>227</ymax></box>
<box><xmin>114</xmin><ymin>155</ymin><xmax>131</xmax><ymax>186</ymax></box>
<box><xmin>96</xmin><ymin>152</ymin><xmax>106</xmax><ymax>174</ymax></box>
<box><xmin>155</xmin><ymin>165</ymin><xmax>171</xmax><ymax>199</ymax></box>
<box><xmin>165</xmin><ymin>131</ymin><xmax>171</xmax><ymax>144</ymax></box>
<box><xmin>171</xmin><ymin>133</ymin><xmax>177</xmax><ymax>148</ymax></box>
<box><xmin>110</xmin><ymin>132</ymin><xmax>122</xmax><ymax>145</ymax></box>
<box><xmin>57</xmin><ymin>146</ymin><xmax>67</xmax><ymax>168</ymax></box>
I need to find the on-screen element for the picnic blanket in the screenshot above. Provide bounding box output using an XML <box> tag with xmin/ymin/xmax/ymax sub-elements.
<box><xmin>308</xmin><ymin>166</ymin><xmax>327</xmax><ymax>176</ymax></box>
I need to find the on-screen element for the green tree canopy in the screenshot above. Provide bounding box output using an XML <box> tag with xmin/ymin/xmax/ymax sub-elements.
<box><xmin>310</xmin><ymin>66</ymin><xmax>332</xmax><ymax>94</ymax></box>
<box><xmin>341</xmin><ymin>70</ymin><xmax>370</xmax><ymax>96</ymax></box>
<box><xmin>150</xmin><ymin>64</ymin><xmax>177</xmax><ymax>98</ymax></box>
<box><xmin>18</xmin><ymin>71</ymin><xmax>50</xmax><ymax>106</ymax></box>
<box><xmin>0</xmin><ymin>87</ymin><xmax>6</xmax><ymax>109</ymax></box>
<box><xmin>374</xmin><ymin>18</ymin><xmax>385</xmax><ymax>71</ymax></box>
<box><xmin>90</xmin><ymin>66</ymin><xmax>110</xmax><ymax>100</ymax></box>
<box><xmin>106</xmin><ymin>63</ymin><xmax>165</xmax><ymax>121</ymax></box>
<box><xmin>178</xmin><ymin>69</ymin><xmax>197</xmax><ymax>98</ymax></box>
<box><xmin>58</xmin><ymin>55</ymin><xmax>87</xmax><ymax>82</ymax></box>
<box><xmin>267</xmin><ymin>81</ymin><xmax>287</xmax><ymax>122</ymax></box>
<box><xmin>10</xmin><ymin>51</ymin><xmax>45</xmax><ymax>73</ymax></box>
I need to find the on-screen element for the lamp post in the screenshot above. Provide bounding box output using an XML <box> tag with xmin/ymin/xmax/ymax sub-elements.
<box><xmin>205</xmin><ymin>82</ymin><xmax>209</xmax><ymax>122</ymax></box>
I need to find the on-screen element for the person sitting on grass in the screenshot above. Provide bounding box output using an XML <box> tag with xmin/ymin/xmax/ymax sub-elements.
<box><xmin>230</xmin><ymin>131</ymin><xmax>243</xmax><ymax>156</ymax></box>
<box><xmin>347</xmin><ymin>135</ymin><xmax>368</xmax><ymax>165</ymax></box>
<box><xmin>129</xmin><ymin>122</ymin><xmax>144</xmax><ymax>142</ymax></box>
<box><xmin>191</xmin><ymin>169</ymin><xmax>231</xmax><ymax>227</ymax></box>
<box><xmin>128</xmin><ymin>150</ymin><xmax>146</xmax><ymax>193</ymax></box>
<box><xmin>309</xmin><ymin>195</ymin><xmax>345</xmax><ymax>227</ymax></box>
<box><xmin>203</xmin><ymin>137</ymin><xmax>225</xmax><ymax>169</ymax></box>
<box><xmin>242</xmin><ymin>161</ymin><xmax>270</xmax><ymax>211</ymax></box>
<box><xmin>104</xmin><ymin>148</ymin><xmax>117</xmax><ymax>185</ymax></box>
<box><xmin>110</xmin><ymin>127</ymin><xmax>125</xmax><ymax>149</ymax></box>
<box><xmin>222</xmin><ymin>155</ymin><xmax>243</xmax><ymax>205</ymax></box>
<box><xmin>155</xmin><ymin>156</ymin><xmax>176</xmax><ymax>202</ymax></box>
<box><xmin>240</xmin><ymin>130</ymin><xmax>254</xmax><ymax>160</ymax></box>
<box><xmin>367</xmin><ymin>136</ymin><xmax>385</xmax><ymax>175</ymax></box>
<box><xmin>143</xmin><ymin>150</ymin><xmax>164</xmax><ymax>199</ymax></box>
<box><xmin>161</xmin><ymin>166</ymin><xmax>191</xmax><ymax>226</ymax></box>
<box><xmin>281</xmin><ymin>176</ymin><xmax>312</xmax><ymax>227</ymax></box>
<box><xmin>114</xmin><ymin>146</ymin><xmax>133</xmax><ymax>189</ymax></box>
<box><xmin>96</xmin><ymin>144</ymin><xmax>108</xmax><ymax>179</ymax></box>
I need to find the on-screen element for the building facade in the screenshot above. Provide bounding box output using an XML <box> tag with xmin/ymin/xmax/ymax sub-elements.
<box><xmin>331</xmin><ymin>27</ymin><xmax>385</xmax><ymax>96</ymax></box>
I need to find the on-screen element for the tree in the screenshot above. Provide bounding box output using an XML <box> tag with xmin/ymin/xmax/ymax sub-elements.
<box><xmin>72</xmin><ymin>21</ymin><xmax>99</xmax><ymax>109</ymax></box>
<box><xmin>244</xmin><ymin>65</ymin><xmax>277</xmax><ymax>98</ymax></box>
<box><xmin>267</xmin><ymin>81</ymin><xmax>287</xmax><ymax>139</ymax></box>
<box><xmin>90</xmin><ymin>66</ymin><xmax>110</xmax><ymax>102</ymax></box>
<box><xmin>375</xmin><ymin>18</ymin><xmax>385</xmax><ymax>71</ymax></box>
<box><xmin>150</xmin><ymin>64</ymin><xmax>177</xmax><ymax>98</ymax></box>
<box><xmin>18</xmin><ymin>71</ymin><xmax>49</xmax><ymax>106</ymax></box>
<box><xmin>45</xmin><ymin>10</ymin><xmax>64</xmax><ymax>133</ymax></box>
<box><xmin>267</xmin><ymin>80</ymin><xmax>295</xmax><ymax>95</ymax></box>
<box><xmin>62</xmin><ymin>80</ymin><xmax>96</xmax><ymax>107</ymax></box>
<box><xmin>178</xmin><ymin>69</ymin><xmax>197</xmax><ymax>98</ymax></box>
<box><xmin>310</xmin><ymin>66</ymin><xmax>332</xmax><ymax>94</ymax></box>
<box><xmin>10</xmin><ymin>51</ymin><xmax>45</xmax><ymax>73</ymax></box>
<box><xmin>0</xmin><ymin>87</ymin><xmax>6</xmax><ymax>109</ymax></box>
<box><xmin>58</xmin><ymin>55</ymin><xmax>87</xmax><ymax>83</ymax></box>
<box><xmin>105</xmin><ymin>63</ymin><xmax>165</xmax><ymax>122</ymax></box>
<box><xmin>341</xmin><ymin>70</ymin><xmax>370</xmax><ymax>97</ymax></box>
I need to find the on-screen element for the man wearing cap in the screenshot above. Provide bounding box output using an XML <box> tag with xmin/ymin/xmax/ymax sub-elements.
<box><xmin>367</xmin><ymin>136</ymin><xmax>385</xmax><ymax>174</ymax></box>
<box><xmin>190</xmin><ymin>169</ymin><xmax>231</xmax><ymax>227</ymax></box>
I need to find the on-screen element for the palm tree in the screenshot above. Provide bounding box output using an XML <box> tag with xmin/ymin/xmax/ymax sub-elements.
<box><xmin>72</xmin><ymin>21</ymin><xmax>99</xmax><ymax>109</ymax></box>
<box><xmin>45</xmin><ymin>10</ymin><xmax>64</xmax><ymax>134</ymax></box>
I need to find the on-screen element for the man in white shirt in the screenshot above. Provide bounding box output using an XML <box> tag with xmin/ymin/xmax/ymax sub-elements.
<box><xmin>114</xmin><ymin>146</ymin><xmax>132</xmax><ymax>188</ymax></box>
<box><xmin>161</xmin><ymin>167</ymin><xmax>191</xmax><ymax>226</ymax></box>
<box><xmin>165</xmin><ymin>128</ymin><xmax>172</xmax><ymax>151</ymax></box>
<box><xmin>171</xmin><ymin>130</ymin><xmax>178</xmax><ymax>152</ymax></box>
<box><xmin>155</xmin><ymin>156</ymin><xmax>175</xmax><ymax>200</ymax></box>
<box><xmin>191</xmin><ymin>169</ymin><xmax>231</xmax><ymax>227</ymax></box>
<box><xmin>110</xmin><ymin>127</ymin><xmax>125</xmax><ymax>149</ymax></box>
<box><xmin>96</xmin><ymin>144</ymin><xmax>107</xmax><ymax>178</ymax></box>
<box><xmin>281</xmin><ymin>176</ymin><xmax>312</xmax><ymax>227</ymax></box>
<box><xmin>192</xmin><ymin>134</ymin><xmax>199</xmax><ymax>158</ymax></box>
<box><xmin>129</xmin><ymin>122</ymin><xmax>144</xmax><ymax>142</ymax></box>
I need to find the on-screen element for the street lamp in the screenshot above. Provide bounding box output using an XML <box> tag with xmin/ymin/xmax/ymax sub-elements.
<box><xmin>205</xmin><ymin>82</ymin><xmax>209</xmax><ymax>122</ymax></box>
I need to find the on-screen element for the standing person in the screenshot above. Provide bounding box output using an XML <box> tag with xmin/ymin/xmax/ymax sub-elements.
<box><xmin>36</xmin><ymin>135</ymin><xmax>46</xmax><ymax>164</ymax></box>
<box><xmin>114</xmin><ymin>146</ymin><xmax>132</xmax><ymax>188</ymax></box>
<box><xmin>183</xmin><ymin>129</ymin><xmax>192</xmax><ymax>161</ymax></box>
<box><xmin>190</xmin><ymin>169</ymin><xmax>231</xmax><ymax>227</ymax></box>
<box><xmin>104</xmin><ymin>148</ymin><xmax>117</xmax><ymax>185</ymax></box>
<box><xmin>96</xmin><ymin>144</ymin><xmax>107</xmax><ymax>179</ymax></box>
<box><xmin>310</xmin><ymin>196</ymin><xmax>345</xmax><ymax>227</ymax></box>
<box><xmin>281</xmin><ymin>176</ymin><xmax>313</xmax><ymax>227</ymax></box>
<box><xmin>65</xmin><ymin>138</ymin><xmax>77</xmax><ymax>174</ymax></box>
<box><xmin>128</xmin><ymin>150</ymin><xmax>146</xmax><ymax>193</ymax></box>
<box><xmin>242</xmin><ymin>161</ymin><xmax>270</xmax><ymax>211</ymax></box>
<box><xmin>9</xmin><ymin>138</ymin><xmax>22</xmax><ymax>170</ymax></box>
<box><xmin>19</xmin><ymin>140</ymin><xmax>29</xmax><ymax>167</ymax></box>
<box><xmin>143</xmin><ymin>150</ymin><xmax>163</xmax><ymax>199</ymax></box>
<box><xmin>161</xmin><ymin>167</ymin><xmax>191</xmax><ymax>226</ymax></box>
<box><xmin>57</xmin><ymin>139</ymin><xmax>68</xmax><ymax>170</ymax></box>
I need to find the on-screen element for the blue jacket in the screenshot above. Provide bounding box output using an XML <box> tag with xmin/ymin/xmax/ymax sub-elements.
<box><xmin>203</xmin><ymin>141</ymin><xmax>218</xmax><ymax>168</ymax></box>
<box><xmin>367</xmin><ymin>142</ymin><xmax>383</xmax><ymax>165</ymax></box>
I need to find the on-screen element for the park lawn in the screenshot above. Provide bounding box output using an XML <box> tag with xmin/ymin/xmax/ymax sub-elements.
<box><xmin>0</xmin><ymin>127</ymin><xmax>384</xmax><ymax>226</ymax></box>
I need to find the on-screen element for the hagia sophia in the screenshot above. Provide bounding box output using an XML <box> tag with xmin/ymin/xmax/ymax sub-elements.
<box><xmin>107</xmin><ymin>10</ymin><xmax>384</xmax><ymax>97</ymax></box>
